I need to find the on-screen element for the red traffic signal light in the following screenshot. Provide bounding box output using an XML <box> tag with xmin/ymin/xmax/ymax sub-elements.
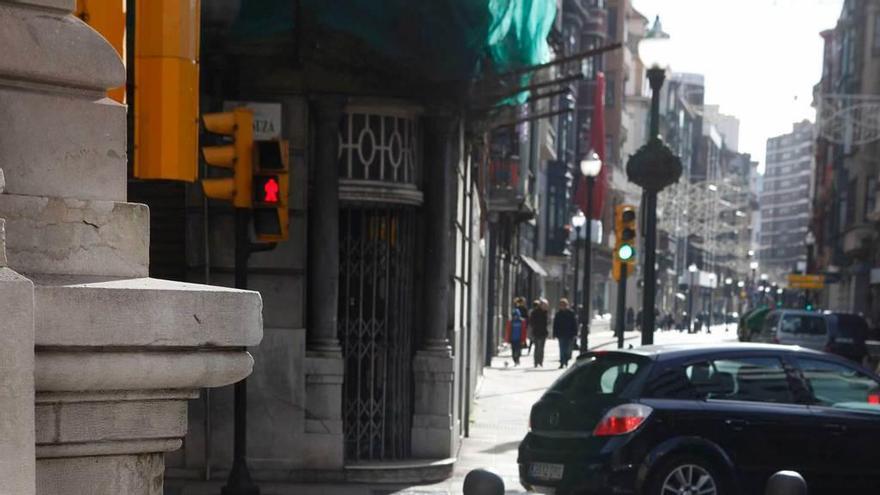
<box><xmin>255</xmin><ymin>176</ymin><xmax>280</xmax><ymax>204</ymax></box>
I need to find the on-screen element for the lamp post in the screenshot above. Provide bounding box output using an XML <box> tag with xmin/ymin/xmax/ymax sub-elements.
<box><xmin>724</xmin><ymin>277</ymin><xmax>733</xmax><ymax>330</ymax></box>
<box><xmin>687</xmin><ymin>263</ymin><xmax>698</xmax><ymax>333</ymax></box>
<box><xmin>626</xmin><ymin>16</ymin><xmax>682</xmax><ymax>345</ymax></box>
<box><xmin>571</xmin><ymin>212</ymin><xmax>586</xmax><ymax>320</ymax></box>
<box><xmin>805</xmin><ymin>230</ymin><xmax>816</xmax><ymax>310</ymax></box>
<box><xmin>749</xmin><ymin>260</ymin><xmax>759</xmax><ymax>308</ymax></box>
<box><xmin>579</xmin><ymin>152</ymin><xmax>602</xmax><ymax>351</ymax></box>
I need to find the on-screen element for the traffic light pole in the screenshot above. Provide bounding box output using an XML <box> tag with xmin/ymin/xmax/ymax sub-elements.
<box><xmin>616</xmin><ymin>264</ymin><xmax>627</xmax><ymax>349</ymax></box>
<box><xmin>581</xmin><ymin>177</ymin><xmax>593</xmax><ymax>352</ymax></box>
<box><xmin>223</xmin><ymin>208</ymin><xmax>260</xmax><ymax>495</ymax></box>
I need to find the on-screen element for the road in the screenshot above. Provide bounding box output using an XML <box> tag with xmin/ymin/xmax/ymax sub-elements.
<box><xmin>396</xmin><ymin>323</ymin><xmax>738</xmax><ymax>494</ymax></box>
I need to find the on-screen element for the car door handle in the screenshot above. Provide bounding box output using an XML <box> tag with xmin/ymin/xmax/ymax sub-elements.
<box><xmin>822</xmin><ymin>423</ymin><xmax>847</xmax><ymax>434</ymax></box>
<box><xmin>724</xmin><ymin>418</ymin><xmax>749</xmax><ymax>430</ymax></box>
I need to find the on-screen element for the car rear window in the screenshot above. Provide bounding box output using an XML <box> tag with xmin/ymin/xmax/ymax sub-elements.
<box><xmin>550</xmin><ymin>353</ymin><xmax>650</xmax><ymax>400</ymax></box>
<box><xmin>780</xmin><ymin>314</ymin><xmax>826</xmax><ymax>335</ymax></box>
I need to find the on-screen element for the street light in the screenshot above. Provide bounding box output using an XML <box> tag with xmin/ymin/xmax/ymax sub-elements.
<box><xmin>626</xmin><ymin>16</ymin><xmax>682</xmax><ymax>346</ymax></box>
<box><xmin>579</xmin><ymin>152</ymin><xmax>602</xmax><ymax>352</ymax></box>
<box><xmin>571</xmin><ymin>212</ymin><xmax>586</xmax><ymax>327</ymax></box>
<box><xmin>688</xmin><ymin>264</ymin><xmax>698</xmax><ymax>333</ymax></box>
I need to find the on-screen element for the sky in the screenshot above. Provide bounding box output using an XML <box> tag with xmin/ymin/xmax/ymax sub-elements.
<box><xmin>631</xmin><ymin>0</ymin><xmax>844</xmax><ymax>172</ymax></box>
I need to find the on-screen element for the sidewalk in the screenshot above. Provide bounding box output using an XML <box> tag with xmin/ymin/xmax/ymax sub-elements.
<box><xmin>404</xmin><ymin>325</ymin><xmax>634</xmax><ymax>494</ymax></box>
<box><xmin>400</xmin><ymin>323</ymin><xmax>736</xmax><ymax>494</ymax></box>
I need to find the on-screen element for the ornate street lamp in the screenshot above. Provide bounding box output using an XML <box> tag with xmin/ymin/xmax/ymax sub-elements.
<box><xmin>687</xmin><ymin>263</ymin><xmax>698</xmax><ymax>333</ymax></box>
<box><xmin>579</xmin><ymin>152</ymin><xmax>602</xmax><ymax>351</ymax></box>
<box><xmin>626</xmin><ymin>16</ymin><xmax>682</xmax><ymax>345</ymax></box>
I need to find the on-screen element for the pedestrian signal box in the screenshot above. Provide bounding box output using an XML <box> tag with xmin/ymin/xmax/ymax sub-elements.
<box><xmin>252</xmin><ymin>140</ymin><xmax>290</xmax><ymax>243</ymax></box>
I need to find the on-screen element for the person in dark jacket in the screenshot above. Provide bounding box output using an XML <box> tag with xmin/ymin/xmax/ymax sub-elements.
<box><xmin>554</xmin><ymin>298</ymin><xmax>577</xmax><ymax>368</ymax></box>
<box><xmin>529</xmin><ymin>299</ymin><xmax>549</xmax><ymax>367</ymax></box>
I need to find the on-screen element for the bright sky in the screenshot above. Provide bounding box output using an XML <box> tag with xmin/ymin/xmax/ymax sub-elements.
<box><xmin>631</xmin><ymin>0</ymin><xmax>844</xmax><ymax>172</ymax></box>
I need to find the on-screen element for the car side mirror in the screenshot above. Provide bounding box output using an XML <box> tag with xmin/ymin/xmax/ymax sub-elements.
<box><xmin>765</xmin><ymin>470</ymin><xmax>807</xmax><ymax>495</ymax></box>
<box><xmin>463</xmin><ymin>469</ymin><xmax>504</xmax><ymax>495</ymax></box>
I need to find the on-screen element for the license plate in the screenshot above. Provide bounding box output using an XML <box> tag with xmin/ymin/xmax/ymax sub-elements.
<box><xmin>529</xmin><ymin>462</ymin><xmax>564</xmax><ymax>481</ymax></box>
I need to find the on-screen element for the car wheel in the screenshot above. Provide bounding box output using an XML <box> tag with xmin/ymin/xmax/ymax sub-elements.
<box><xmin>644</xmin><ymin>454</ymin><xmax>727</xmax><ymax>495</ymax></box>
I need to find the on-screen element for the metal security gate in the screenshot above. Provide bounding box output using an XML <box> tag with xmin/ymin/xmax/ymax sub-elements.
<box><xmin>338</xmin><ymin>206</ymin><xmax>417</xmax><ymax>461</ymax></box>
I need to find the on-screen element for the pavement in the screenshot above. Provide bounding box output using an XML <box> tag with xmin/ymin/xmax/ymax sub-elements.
<box><xmin>393</xmin><ymin>322</ymin><xmax>738</xmax><ymax>494</ymax></box>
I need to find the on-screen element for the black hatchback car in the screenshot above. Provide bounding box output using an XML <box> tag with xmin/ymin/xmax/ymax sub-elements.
<box><xmin>518</xmin><ymin>343</ymin><xmax>880</xmax><ymax>495</ymax></box>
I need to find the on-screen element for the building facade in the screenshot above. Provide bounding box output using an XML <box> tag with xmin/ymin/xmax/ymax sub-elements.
<box><xmin>760</xmin><ymin>121</ymin><xmax>815</xmax><ymax>285</ymax></box>
<box><xmin>812</xmin><ymin>0</ymin><xmax>880</xmax><ymax>321</ymax></box>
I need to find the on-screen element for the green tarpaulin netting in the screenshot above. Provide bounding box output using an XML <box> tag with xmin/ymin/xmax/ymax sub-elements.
<box><xmin>232</xmin><ymin>0</ymin><xmax>557</xmax><ymax>83</ymax></box>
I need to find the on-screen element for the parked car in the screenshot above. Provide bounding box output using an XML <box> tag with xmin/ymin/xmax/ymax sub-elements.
<box><xmin>753</xmin><ymin>310</ymin><xmax>868</xmax><ymax>363</ymax></box>
<box><xmin>823</xmin><ymin>312</ymin><xmax>869</xmax><ymax>363</ymax></box>
<box><xmin>518</xmin><ymin>344</ymin><xmax>880</xmax><ymax>495</ymax></box>
<box><xmin>736</xmin><ymin>306</ymin><xmax>769</xmax><ymax>342</ymax></box>
<box><xmin>753</xmin><ymin>309</ymin><xmax>826</xmax><ymax>349</ymax></box>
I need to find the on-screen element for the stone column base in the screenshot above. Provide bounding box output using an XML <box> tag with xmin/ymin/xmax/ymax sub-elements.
<box><xmin>411</xmin><ymin>352</ymin><xmax>455</xmax><ymax>459</ymax></box>
<box><xmin>303</xmin><ymin>353</ymin><xmax>345</xmax><ymax>469</ymax></box>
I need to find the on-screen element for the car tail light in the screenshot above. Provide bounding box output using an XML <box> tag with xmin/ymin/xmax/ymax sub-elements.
<box><xmin>593</xmin><ymin>404</ymin><xmax>653</xmax><ymax>437</ymax></box>
<box><xmin>868</xmin><ymin>394</ymin><xmax>880</xmax><ymax>405</ymax></box>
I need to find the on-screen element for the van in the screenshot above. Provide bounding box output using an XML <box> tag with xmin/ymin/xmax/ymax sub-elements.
<box><xmin>755</xmin><ymin>309</ymin><xmax>827</xmax><ymax>350</ymax></box>
<box><xmin>824</xmin><ymin>312</ymin><xmax>869</xmax><ymax>363</ymax></box>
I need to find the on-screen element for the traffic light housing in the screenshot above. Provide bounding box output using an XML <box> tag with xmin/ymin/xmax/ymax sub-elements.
<box><xmin>133</xmin><ymin>0</ymin><xmax>201</xmax><ymax>181</ymax></box>
<box><xmin>612</xmin><ymin>204</ymin><xmax>637</xmax><ymax>281</ymax></box>
<box><xmin>201</xmin><ymin>108</ymin><xmax>254</xmax><ymax>208</ymax></box>
<box><xmin>252</xmin><ymin>140</ymin><xmax>290</xmax><ymax>243</ymax></box>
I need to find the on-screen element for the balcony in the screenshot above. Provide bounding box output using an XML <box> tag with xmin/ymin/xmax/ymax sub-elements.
<box><xmin>488</xmin><ymin>157</ymin><xmax>536</xmax><ymax>218</ymax></box>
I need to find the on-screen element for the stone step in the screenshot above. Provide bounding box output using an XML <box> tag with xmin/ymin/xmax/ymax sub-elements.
<box><xmin>32</xmin><ymin>275</ymin><xmax>262</xmax><ymax>348</ymax></box>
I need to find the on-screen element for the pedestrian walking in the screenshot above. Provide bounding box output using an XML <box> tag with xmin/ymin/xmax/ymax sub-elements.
<box><xmin>526</xmin><ymin>300</ymin><xmax>540</xmax><ymax>356</ymax></box>
<box><xmin>505</xmin><ymin>297</ymin><xmax>528</xmax><ymax>366</ymax></box>
<box><xmin>553</xmin><ymin>298</ymin><xmax>577</xmax><ymax>368</ymax></box>
<box><xmin>529</xmin><ymin>299</ymin><xmax>549</xmax><ymax>367</ymax></box>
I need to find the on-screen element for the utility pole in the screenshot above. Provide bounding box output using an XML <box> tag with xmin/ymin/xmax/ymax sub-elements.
<box><xmin>617</xmin><ymin>264</ymin><xmax>627</xmax><ymax>349</ymax></box>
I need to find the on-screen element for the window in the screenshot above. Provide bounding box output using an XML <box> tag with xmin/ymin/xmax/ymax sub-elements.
<box><xmin>607</xmin><ymin>7</ymin><xmax>618</xmax><ymax>41</ymax></box>
<box><xmin>796</xmin><ymin>358</ymin><xmax>880</xmax><ymax>412</ymax></box>
<box><xmin>866</xmin><ymin>177</ymin><xmax>877</xmax><ymax>218</ymax></box>
<box><xmin>605</xmin><ymin>75</ymin><xmax>616</xmax><ymax>108</ymax></box>
<box><xmin>781</xmin><ymin>314</ymin><xmax>826</xmax><ymax>335</ymax></box>
<box><xmin>874</xmin><ymin>12</ymin><xmax>880</xmax><ymax>55</ymax></box>
<box><xmin>847</xmin><ymin>179</ymin><xmax>858</xmax><ymax>225</ymax></box>
<box><xmin>674</xmin><ymin>357</ymin><xmax>794</xmax><ymax>403</ymax></box>
<box><xmin>551</xmin><ymin>353</ymin><xmax>649</xmax><ymax>399</ymax></box>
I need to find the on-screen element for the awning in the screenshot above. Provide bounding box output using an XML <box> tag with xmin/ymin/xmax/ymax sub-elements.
<box><xmin>520</xmin><ymin>255</ymin><xmax>548</xmax><ymax>277</ymax></box>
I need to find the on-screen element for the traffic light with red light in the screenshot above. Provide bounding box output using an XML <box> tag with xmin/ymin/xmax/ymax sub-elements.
<box><xmin>252</xmin><ymin>140</ymin><xmax>290</xmax><ymax>243</ymax></box>
<box><xmin>201</xmin><ymin>108</ymin><xmax>254</xmax><ymax>208</ymax></box>
<box><xmin>612</xmin><ymin>204</ymin><xmax>637</xmax><ymax>281</ymax></box>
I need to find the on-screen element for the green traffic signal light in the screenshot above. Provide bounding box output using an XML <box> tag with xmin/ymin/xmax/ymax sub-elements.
<box><xmin>618</xmin><ymin>243</ymin><xmax>635</xmax><ymax>261</ymax></box>
<box><xmin>806</xmin><ymin>303</ymin><xmax>814</xmax><ymax>311</ymax></box>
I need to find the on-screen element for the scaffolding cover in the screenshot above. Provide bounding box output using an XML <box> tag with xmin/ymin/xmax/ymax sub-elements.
<box><xmin>233</xmin><ymin>0</ymin><xmax>557</xmax><ymax>83</ymax></box>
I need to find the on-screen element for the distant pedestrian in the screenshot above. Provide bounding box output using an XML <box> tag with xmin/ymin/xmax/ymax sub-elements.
<box><xmin>529</xmin><ymin>299</ymin><xmax>549</xmax><ymax>367</ymax></box>
<box><xmin>554</xmin><ymin>298</ymin><xmax>577</xmax><ymax>368</ymax></box>
<box><xmin>505</xmin><ymin>297</ymin><xmax>528</xmax><ymax>366</ymax></box>
<box><xmin>626</xmin><ymin>307</ymin><xmax>635</xmax><ymax>332</ymax></box>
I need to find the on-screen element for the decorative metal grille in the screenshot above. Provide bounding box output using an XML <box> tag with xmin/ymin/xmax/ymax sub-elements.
<box><xmin>338</xmin><ymin>109</ymin><xmax>419</xmax><ymax>184</ymax></box>
<box><xmin>338</xmin><ymin>206</ymin><xmax>417</xmax><ymax>461</ymax></box>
